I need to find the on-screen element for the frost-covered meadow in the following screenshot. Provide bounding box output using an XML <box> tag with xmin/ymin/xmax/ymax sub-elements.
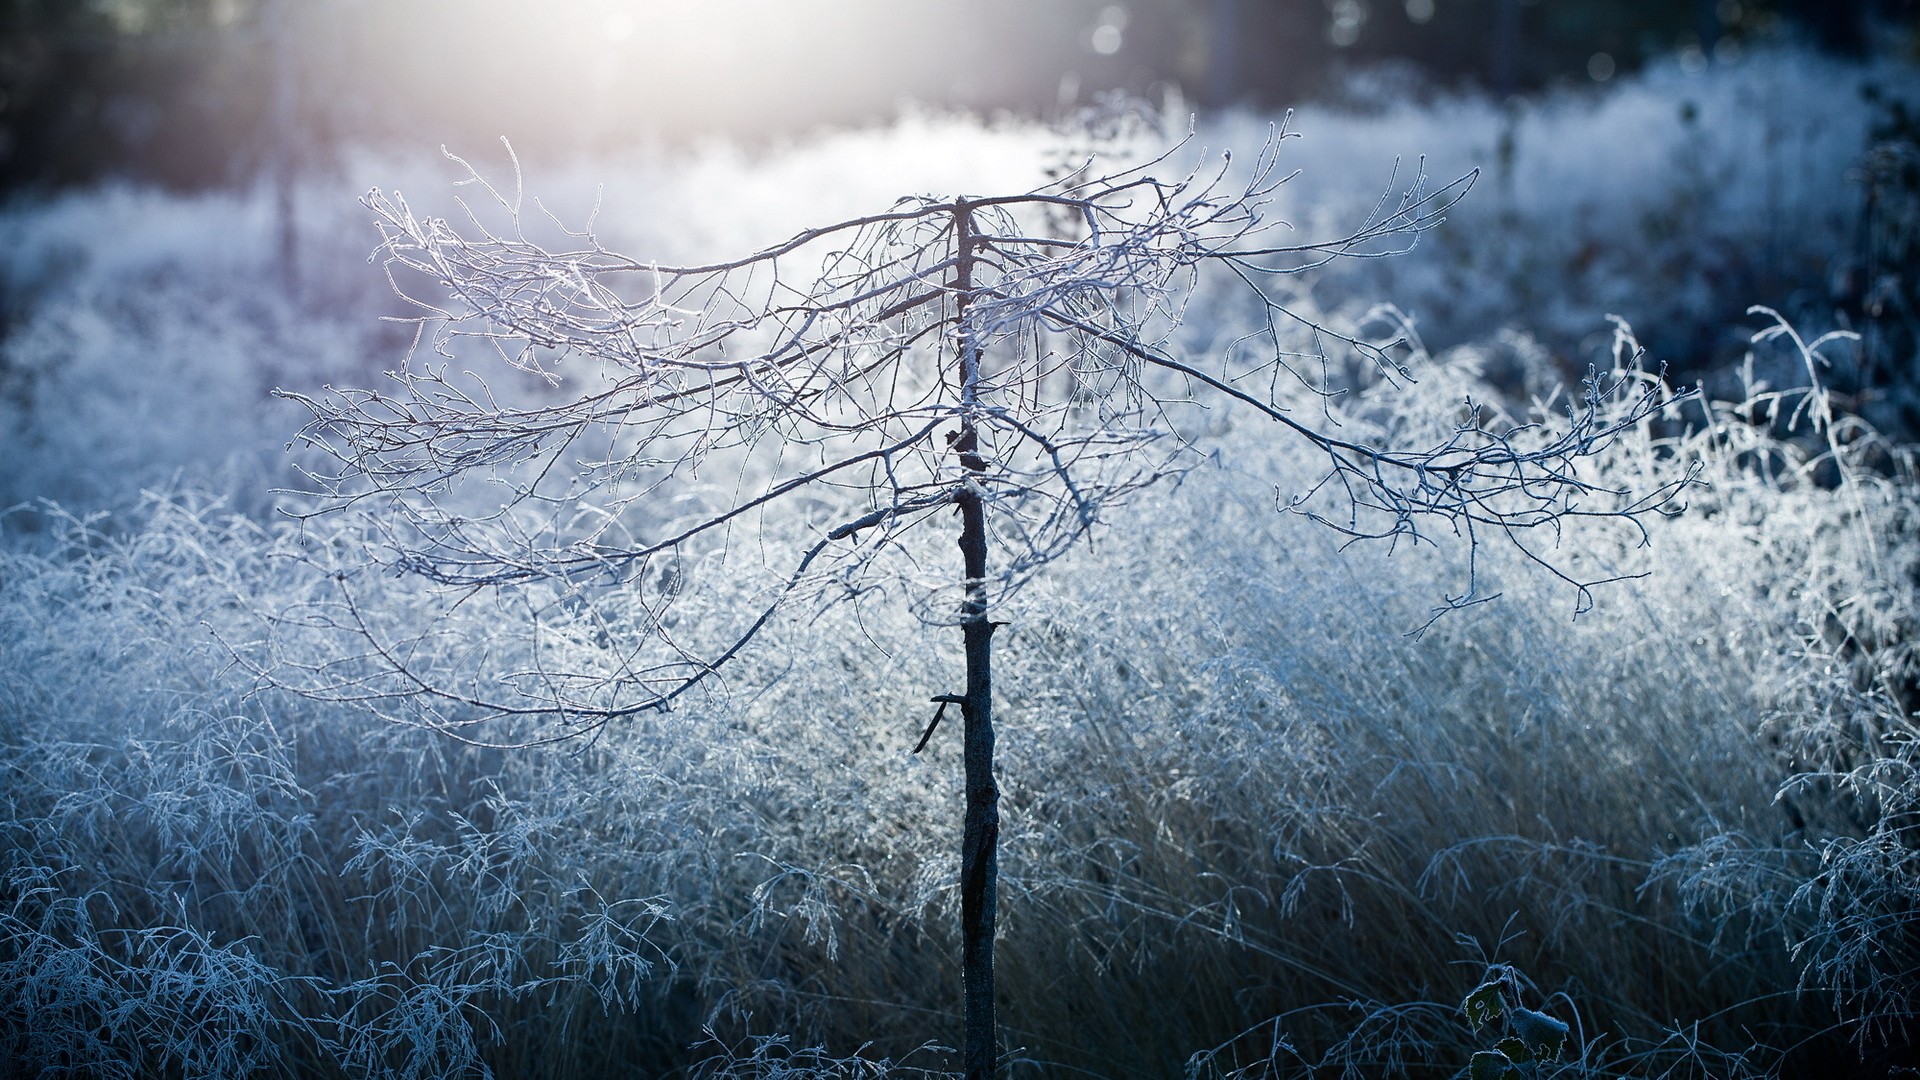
<box><xmin>3</xmin><ymin>46</ymin><xmax>1918</xmax><ymax>1077</ymax></box>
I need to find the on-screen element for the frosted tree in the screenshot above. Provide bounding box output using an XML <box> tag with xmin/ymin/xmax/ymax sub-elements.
<box><xmin>278</xmin><ymin>128</ymin><xmax>1690</xmax><ymax>1079</ymax></box>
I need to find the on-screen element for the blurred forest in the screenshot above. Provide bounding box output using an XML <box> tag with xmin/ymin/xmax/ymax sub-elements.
<box><xmin>0</xmin><ymin>0</ymin><xmax>1913</xmax><ymax>193</ymax></box>
<box><xmin>3</xmin><ymin>0</ymin><xmax>1915</xmax><ymax>439</ymax></box>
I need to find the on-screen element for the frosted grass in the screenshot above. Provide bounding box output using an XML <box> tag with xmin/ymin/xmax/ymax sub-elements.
<box><xmin>4</xmin><ymin>350</ymin><xmax>1912</xmax><ymax>1074</ymax></box>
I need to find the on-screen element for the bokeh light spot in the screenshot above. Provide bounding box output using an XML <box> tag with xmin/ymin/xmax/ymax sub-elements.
<box><xmin>1328</xmin><ymin>0</ymin><xmax>1367</xmax><ymax>47</ymax></box>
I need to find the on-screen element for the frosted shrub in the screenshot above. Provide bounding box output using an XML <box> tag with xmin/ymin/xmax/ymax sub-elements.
<box><xmin>688</xmin><ymin>1034</ymin><xmax>950</xmax><ymax>1080</ymax></box>
<box><xmin>0</xmin><ymin>882</ymin><xmax>289</xmax><ymax>1079</ymax></box>
<box><xmin>0</xmin><ymin>499</ymin><xmax>695</xmax><ymax>1076</ymax></box>
<box><xmin>1644</xmin><ymin>315</ymin><xmax>1920</xmax><ymax>1058</ymax></box>
<box><xmin>0</xmin><ymin>268</ymin><xmax>381</xmax><ymax>514</ymax></box>
<box><xmin>1205</xmin><ymin>47</ymin><xmax>1913</xmax><ymax>392</ymax></box>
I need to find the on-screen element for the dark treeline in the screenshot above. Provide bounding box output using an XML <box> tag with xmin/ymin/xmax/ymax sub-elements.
<box><xmin>0</xmin><ymin>0</ymin><xmax>1912</xmax><ymax>194</ymax></box>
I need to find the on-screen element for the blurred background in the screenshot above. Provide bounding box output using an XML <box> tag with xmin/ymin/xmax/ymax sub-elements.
<box><xmin>1</xmin><ymin>0</ymin><xmax>1914</xmax><ymax>193</ymax></box>
<box><xmin>1</xmin><ymin>0</ymin><xmax>1917</xmax><ymax>507</ymax></box>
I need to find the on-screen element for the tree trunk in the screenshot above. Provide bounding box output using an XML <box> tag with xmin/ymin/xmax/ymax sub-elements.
<box><xmin>1491</xmin><ymin>0</ymin><xmax>1520</xmax><ymax>97</ymax></box>
<box><xmin>956</xmin><ymin>482</ymin><xmax>998</xmax><ymax>1080</ymax></box>
<box><xmin>269</xmin><ymin>0</ymin><xmax>300</xmax><ymax>294</ymax></box>
<box><xmin>951</xmin><ymin>199</ymin><xmax>1001</xmax><ymax>1080</ymax></box>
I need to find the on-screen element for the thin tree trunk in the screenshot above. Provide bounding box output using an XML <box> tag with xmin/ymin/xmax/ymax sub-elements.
<box><xmin>269</xmin><ymin>0</ymin><xmax>300</xmax><ymax>294</ymax></box>
<box><xmin>951</xmin><ymin>200</ymin><xmax>1001</xmax><ymax>1080</ymax></box>
<box><xmin>1491</xmin><ymin>0</ymin><xmax>1520</xmax><ymax>97</ymax></box>
<box><xmin>956</xmin><ymin>481</ymin><xmax>998</xmax><ymax>1080</ymax></box>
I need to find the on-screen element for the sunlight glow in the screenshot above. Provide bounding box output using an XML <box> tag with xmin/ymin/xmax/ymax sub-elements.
<box><xmin>320</xmin><ymin>0</ymin><xmax>1037</xmax><ymax>143</ymax></box>
<box><xmin>602</xmin><ymin>10</ymin><xmax>636</xmax><ymax>42</ymax></box>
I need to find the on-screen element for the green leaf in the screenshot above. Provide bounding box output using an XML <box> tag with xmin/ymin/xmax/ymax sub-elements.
<box><xmin>1469</xmin><ymin>1050</ymin><xmax>1519</xmax><ymax>1080</ymax></box>
<box><xmin>1511</xmin><ymin>1006</ymin><xmax>1569</xmax><ymax>1060</ymax></box>
<box><xmin>1494</xmin><ymin>1037</ymin><xmax>1533</xmax><ymax>1063</ymax></box>
<box><xmin>1462</xmin><ymin>983</ymin><xmax>1505</xmax><ymax>1032</ymax></box>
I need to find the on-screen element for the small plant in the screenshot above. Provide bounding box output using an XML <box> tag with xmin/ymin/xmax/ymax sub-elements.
<box><xmin>270</xmin><ymin>126</ymin><xmax>1696</xmax><ymax>1076</ymax></box>
<box><xmin>1460</xmin><ymin>965</ymin><xmax>1573</xmax><ymax>1079</ymax></box>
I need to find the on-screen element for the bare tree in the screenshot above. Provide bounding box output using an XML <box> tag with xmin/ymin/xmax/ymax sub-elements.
<box><xmin>275</xmin><ymin>125</ymin><xmax>1691</xmax><ymax>1079</ymax></box>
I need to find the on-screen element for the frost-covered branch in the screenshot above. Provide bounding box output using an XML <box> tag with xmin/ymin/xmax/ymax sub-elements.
<box><xmin>272</xmin><ymin>126</ymin><xmax>1688</xmax><ymax>737</ymax></box>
